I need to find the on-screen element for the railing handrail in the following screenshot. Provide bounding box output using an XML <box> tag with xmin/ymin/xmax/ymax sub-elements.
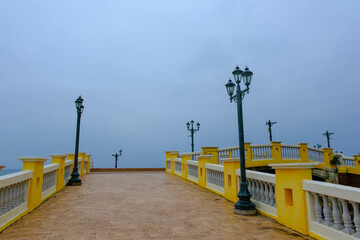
<box><xmin>174</xmin><ymin>158</ymin><xmax>182</xmax><ymax>163</ymax></box>
<box><xmin>180</xmin><ymin>152</ymin><xmax>201</xmax><ymax>156</ymax></box>
<box><xmin>307</xmin><ymin>147</ymin><xmax>324</xmax><ymax>152</ymax></box>
<box><xmin>302</xmin><ymin>179</ymin><xmax>360</xmax><ymax>203</ymax></box>
<box><xmin>205</xmin><ymin>163</ymin><xmax>224</xmax><ymax>172</ymax></box>
<box><xmin>0</xmin><ymin>170</ymin><xmax>33</xmax><ymax>188</ymax></box>
<box><xmin>43</xmin><ymin>163</ymin><xmax>59</xmax><ymax>174</ymax></box>
<box><xmin>65</xmin><ymin>160</ymin><xmax>73</xmax><ymax>166</ymax></box>
<box><xmin>251</xmin><ymin>144</ymin><xmax>272</xmax><ymax>148</ymax></box>
<box><xmin>186</xmin><ymin>160</ymin><xmax>198</xmax><ymax>166</ymax></box>
<box><xmin>236</xmin><ymin>169</ymin><xmax>276</xmax><ymax>184</ymax></box>
<box><xmin>281</xmin><ymin>144</ymin><xmax>300</xmax><ymax>148</ymax></box>
<box><xmin>218</xmin><ymin>146</ymin><xmax>238</xmax><ymax>151</ymax></box>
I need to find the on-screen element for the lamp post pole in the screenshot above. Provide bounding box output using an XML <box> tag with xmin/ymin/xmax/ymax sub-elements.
<box><xmin>68</xmin><ymin>96</ymin><xmax>84</xmax><ymax>186</ymax></box>
<box><xmin>225</xmin><ymin>66</ymin><xmax>256</xmax><ymax>215</ymax></box>
<box><xmin>323</xmin><ymin>130</ymin><xmax>334</xmax><ymax>148</ymax></box>
<box><xmin>186</xmin><ymin>120</ymin><xmax>200</xmax><ymax>153</ymax></box>
<box><xmin>112</xmin><ymin>150</ymin><xmax>122</xmax><ymax>169</ymax></box>
<box><xmin>265</xmin><ymin>120</ymin><xmax>277</xmax><ymax>142</ymax></box>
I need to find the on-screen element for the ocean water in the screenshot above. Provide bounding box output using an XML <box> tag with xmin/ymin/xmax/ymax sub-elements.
<box><xmin>0</xmin><ymin>169</ymin><xmax>22</xmax><ymax>176</ymax></box>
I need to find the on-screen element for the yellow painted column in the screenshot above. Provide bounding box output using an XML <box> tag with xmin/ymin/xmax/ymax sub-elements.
<box><xmin>197</xmin><ymin>155</ymin><xmax>218</xmax><ymax>188</ymax></box>
<box><xmin>181</xmin><ymin>155</ymin><xmax>191</xmax><ymax>179</ymax></box>
<box><xmin>50</xmin><ymin>154</ymin><xmax>67</xmax><ymax>191</ymax></box>
<box><xmin>269</xmin><ymin>163</ymin><xmax>318</xmax><ymax>235</ymax></box>
<box><xmin>354</xmin><ymin>155</ymin><xmax>360</xmax><ymax>175</ymax></box>
<box><xmin>66</xmin><ymin>153</ymin><xmax>75</xmax><ymax>171</ymax></box>
<box><xmin>298</xmin><ymin>143</ymin><xmax>309</xmax><ymax>162</ymax></box>
<box><xmin>201</xmin><ymin>147</ymin><xmax>218</xmax><ymax>161</ymax></box>
<box><xmin>165</xmin><ymin>151</ymin><xmax>175</xmax><ymax>173</ymax></box>
<box><xmin>271</xmin><ymin>141</ymin><xmax>282</xmax><ymax>162</ymax></box>
<box><xmin>222</xmin><ymin>159</ymin><xmax>240</xmax><ymax>203</ymax></box>
<box><xmin>85</xmin><ymin>154</ymin><xmax>91</xmax><ymax>173</ymax></box>
<box><xmin>168</xmin><ymin>151</ymin><xmax>179</xmax><ymax>174</ymax></box>
<box><xmin>18</xmin><ymin>157</ymin><xmax>48</xmax><ymax>212</ymax></box>
<box><xmin>244</xmin><ymin>142</ymin><xmax>252</xmax><ymax>161</ymax></box>
<box><xmin>322</xmin><ymin>148</ymin><xmax>334</xmax><ymax>168</ymax></box>
<box><xmin>78</xmin><ymin>152</ymin><xmax>86</xmax><ymax>176</ymax></box>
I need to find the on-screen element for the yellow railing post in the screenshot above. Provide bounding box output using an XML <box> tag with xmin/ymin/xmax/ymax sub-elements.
<box><xmin>271</xmin><ymin>141</ymin><xmax>282</xmax><ymax>162</ymax></box>
<box><xmin>244</xmin><ymin>142</ymin><xmax>252</xmax><ymax>161</ymax></box>
<box><xmin>202</xmin><ymin>147</ymin><xmax>218</xmax><ymax>161</ymax></box>
<box><xmin>85</xmin><ymin>154</ymin><xmax>91</xmax><ymax>173</ymax></box>
<box><xmin>66</xmin><ymin>153</ymin><xmax>75</xmax><ymax>171</ymax></box>
<box><xmin>50</xmin><ymin>154</ymin><xmax>67</xmax><ymax>191</ymax></box>
<box><xmin>222</xmin><ymin>159</ymin><xmax>240</xmax><ymax>203</ymax></box>
<box><xmin>197</xmin><ymin>147</ymin><xmax>219</xmax><ymax>188</ymax></box>
<box><xmin>181</xmin><ymin>155</ymin><xmax>191</xmax><ymax>179</ymax></box>
<box><xmin>18</xmin><ymin>157</ymin><xmax>48</xmax><ymax>212</ymax></box>
<box><xmin>269</xmin><ymin>163</ymin><xmax>318</xmax><ymax>235</ymax></box>
<box><xmin>298</xmin><ymin>143</ymin><xmax>309</xmax><ymax>163</ymax></box>
<box><xmin>78</xmin><ymin>152</ymin><xmax>86</xmax><ymax>176</ymax></box>
<box><xmin>322</xmin><ymin>148</ymin><xmax>334</xmax><ymax>168</ymax></box>
<box><xmin>168</xmin><ymin>151</ymin><xmax>179</xmax><ymax>174</ymax></box>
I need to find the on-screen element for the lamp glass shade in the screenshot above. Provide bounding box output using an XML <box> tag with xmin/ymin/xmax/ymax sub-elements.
<box><xmin>75</xmin><ymin>96</ymin><xmax>84</xmax><ymax>109</ymax></box>
<box><xmin>225</xmin><ymin>79</ymin><xmax>236</xmax><ymax>96</ymax></box>
<box><xmin>196</xmin><ymin>122</ymin><xmax>200</xmax><ymax>130</ymax></box>
<box><xmin>232</xmin><ymin>65</ymin><xmax>243</xmax><ymax>83</ymax></box>
<box><xmin>186</xmin><ymin>122</ymin><xmax>190</xmax><ymax>128</ymax></box>
<box><xmin>242</xmin><ymin>67</ymin><xmax>253</xmax><ymax>87</ymax></box>
<box><xmin>80</xmin><ymin>106</ymin><xmax>84</xmax><ymax>113</ymax></box>
<box><xmin>190</xmin><ymin>120</ymin><xmax>194</xmax><ymax>126</ymax></box>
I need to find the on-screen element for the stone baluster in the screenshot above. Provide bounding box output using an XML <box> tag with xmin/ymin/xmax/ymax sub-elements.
<box><xmin>247</xmin><ymin>179</ymin><xmax>252</xmax><ymax>196</ymax></box>
<box><xmin>350</xmin><ymin>202</ymin><xmax>360</xmax><ymax>238</ymax></box>
<box><xmin>269</xmin><ymin>184</ymin><xmax>275</xmax><ymax>207</ymax></box>
<box><xmin>256</xmin><ymin>181</ymin><xmax>261</xmax><ymax>201</ymax></box>
<box><xmin>330</xmin><ymin>197</ymin><xmax>344</xmax><ymax>231</ymax></box>
<box><xmin>321</xmin><ymin>195</ymin><xmax>333</xmax><ymax>226</ymax></box>
<box><xmin>340</xmin><ymin>199</ymin><xmax>355</xmax><ymax>235</ymax></box>
<box><xmin>313</xmin><ymin>193</ymin><xmax>323</xmax><ymax>223</ymax></box>
<box><xmin>260</xmin><ymin>182</ymin><xmax>265</xmax><ymax>202</ymax></box>
<box><xmin>251</xmin><ymin>180</ymin><xmax>257</xmax><ymax>199</ymax></box>
<box><xmin>264</xmin><ymin>183</ymin><xmax>270</xmax><ymax>204</ymax></box>
<box><xmin>273</xmin><ymin>184</ymin><xmax>277</xmax><ymax>208</ymax></box>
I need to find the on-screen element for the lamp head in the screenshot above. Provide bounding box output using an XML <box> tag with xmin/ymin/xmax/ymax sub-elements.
<box><xmin>196</xmin><ymin>122</ymin><xmax>200</xmax><ymax>130</ymax></box>
<box><xmin>242</xmin><ymin>66</ymin><xmax>253</xmax><ymax>88</ymax></box>
<box><xmin>232</xmin><ymin>65</ymin><xmax>243</xmax><ymax>84</ymax></box>
<box><xmin>75</xmin><ymin>96</ymin><xmax>84</xmax><ymax>109</ymax></box>
<box><xmin>186</xmin><ymin>121</ymin><xmax>190</xmax><ymax>129</ymax></box>
<box><xmin>225</xmin><ymin>78</ymin><xmax>236</xmax><ymax>97</ymax></box>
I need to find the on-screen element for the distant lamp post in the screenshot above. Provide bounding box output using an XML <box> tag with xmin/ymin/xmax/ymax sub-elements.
<box><xmin>323</xmin><ymin>130</ymin><xmax>334</xmax><ymax>148</ymax></box>
<box><xmin>225</xmin><ymin>65</ymin><xmax>256</xmax><ymax>215</ymax></box>
<box><xmin>265</xmin><ymin>120</ymin><xmax>277</xmax><ymax>142</ymax></box>
<box><xmin>112</xmin><ymin>150</ymin><xmax>123</xmax><ymax>169</ymax></box>
<box><xmin>68</xmin><ymin>96</ymin><xmax>84</xmax><ymax>186</ymax></box>
<box><xmin>186</xmin><ymin>120</ymin><xmax>200</xmax><ymax>153</ymax></box>
<box><xmin>313</xmin><ymin>144</ymin><xmax>322</xmax><ymax>149</ymax></box>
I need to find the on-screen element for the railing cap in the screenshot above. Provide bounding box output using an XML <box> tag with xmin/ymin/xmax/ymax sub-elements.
<box><xmin>49</xmin><ymin>154</ymin><xmax>67</xmax><ymax>158</ymax></box>
<box><xmin>221</xmin><ymin>158</ymin><xmax>240</xmax><ymax>163</ymax></box>
<box><xmin>18</xmin><ymin>157</ymin><xmax>49</xmax><ymax>162</ymax></box>
<box><xmin>197</xmin><ymin>155</ymin><xmax>213</xmax><ymax>159</ymax></box>
<box><xmin>66</xmin><ymin>153</ymin><xmax>75</xmax><ymax>156</ymax></box>
<box><xmin>180</xmin><ymin>152</ymin><xmax>201</xmax><ymax>156</ymax></box>
<box><xmin>78</xmin><ymin>152</ymin><xmax>86</xmax><ymax>154</ymax></box>
<box><xmin>269</xmin><ymin>163</ymin><xmax>318</xmax><ymax>169</ymax></box>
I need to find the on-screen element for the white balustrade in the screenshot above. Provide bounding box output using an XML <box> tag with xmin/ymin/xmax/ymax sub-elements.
<box><xmin>0</xmin><ymin>170</ymin><xmax>32</xmax><ymax>227</ymax></box>
<box><xmin>41</xmin><ymin>164</ymin><xmax>59</xmax><ymax>200</ymax></box>
<box><xmin>251</xmin><ymin>145</ymin><xmax>272</xmax><ymax>160</ymax></box>
<box><xmin>187</xmin><ymin>160</ymin><xmax>198</xmax><ymax>183</ymax></box>
<box><xmin>205</xmin><ymin>164</ymin><xmax>224</xmax><ymax>194</ymax></box>
<box><xmin>343</xmin><ymin>156</ymin><xmax>356</xmax><ymax>167</ymax></box>
<box><xmin>83</xmin><ymin>161</ymin><xmax>87</xmax><ymax>173</ymax></box>
<box><xmin>236</xmin><ymin>169</ymin><xmax>277</xmax><ymax>217</ymax></box>
<box><xmin>303</xmin><ymin>180</ymin><xmax>360</xmax><ymax>239</ymax></box>
<box><xmin>166</xmin><ymin>159</ymin><xmax>171</xmax><ymax>171</ymax></box>
<box><xmin>64</xmin><ymin>160</ymin><xmax>73</xmax><ymax>185</ymax></box>
<box><xmin>174</xmin><ymin>158</ymin><xmax>182</xmax><ymax>175</ymax></box>
<box><xmin>281</xmin><ymin>145</ymin><xmax>300</xmax><ymax>159</ymax></box>
<box><xmin>308</xmin><ymin>147</ymin><xmax>324</xmax><ymax>163</ymax></box>
<box><xmin>180</xmin><ymin>152</ymin><xmax>201</xmax><ymax>161</ymax></box>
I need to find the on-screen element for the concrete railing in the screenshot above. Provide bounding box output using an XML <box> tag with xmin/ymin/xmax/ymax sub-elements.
<box><xmin>174</xmin><ymin>158</ymin><xmax>182</xmax><ymax>176</ymax></box>
<box><xmin>303</xmin><ymin>180</ymin><xmax>360</xmax><ymax>239</ymax></box>
<box><xmin>181</xmin><ymin>152</ymin><xmax>201</xmax><ymax>161</ymax></box>
<box><xmin>41</xmin><ymin>164</ymin><xmax>59</xmax><ymax>201</ymax></box>
<box><xmin>205</xmin><ymin>163</ymin><xmax>224</xmax><ymax>194</ymax></box>
<box><xmin>64</xmin><ymin>160</ymin><xmax>73</xmax><ymax>185</ymax></box>
<box><xmin>187</xmin><ymin>160</ymin><xmax>198</xmax><ymax>183</ymax></box>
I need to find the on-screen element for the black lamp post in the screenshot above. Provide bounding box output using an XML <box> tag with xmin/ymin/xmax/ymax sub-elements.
<box><xmin>225</xmin><ymin>65</ymin><xmax>256</xmax><ymax>215</ymax></box>
<box><xmin>323</xmin><ymin>130</ymin><xmax>334</xmax><ymax>148</ymax></box>
<box><xmin>186</xmin><ymin>120</ymin><xmax>200</xmax><ymax>153</ymax></box>
<box><xmin>265</xmin><ymin>120</ymin><xmax>277</xmax><ymax>142</ymax></box>
<box><xmin>113</xmin><ymin>150</ymin><xmax>122</xmax><ymax>169</ymax></box>
<box><xmin>67</xmin><ymin>96</ymin><xmax>84</xmax><ymax>186</ymax></box>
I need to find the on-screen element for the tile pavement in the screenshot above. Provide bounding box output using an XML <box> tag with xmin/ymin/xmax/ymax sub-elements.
<box><xmin>0</xmin><ymin>172</ymin><xmax>313</xmax><ymax>240</ymax></box>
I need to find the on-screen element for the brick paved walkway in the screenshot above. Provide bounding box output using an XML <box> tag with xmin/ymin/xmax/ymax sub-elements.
<box><xmin>0</xmin><ymin>172</ymin><xmax>312</xmax><ymax>240</ymax></box>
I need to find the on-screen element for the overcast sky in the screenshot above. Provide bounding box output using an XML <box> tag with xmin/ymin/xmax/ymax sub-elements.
<box><xmin>0</xmin><ymin>1</ymin><xmax>359</xmax><ymax>169</ymax></box>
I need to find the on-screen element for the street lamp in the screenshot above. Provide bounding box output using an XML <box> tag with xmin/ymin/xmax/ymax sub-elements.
<box><xmin>186</xmin><ymin>120</ymin><xmax>200</xmax><ymax>153</ymax></box>
<box><xmin>67</xmin><ymin>96</ymin><xmax>84</xmax><ymax>186</ymax></box>
<box><xmin>265</xmin><ymin>120</ymin><xmax>277</xmax><ymax>142</ymax></box>
<box><xmin>112</xmin><ymin>150</ymin><xmax>123</xmax><ymax>169</ymax></box>
<box><xmin>323</xmin><ymin>130</ymin><xmax>334</xmax><ymax>148</ymax></box>
<box><xmin>225</xmin><ymin>65</ymin><xmax>256</xmax><ymax>215</ymax></box>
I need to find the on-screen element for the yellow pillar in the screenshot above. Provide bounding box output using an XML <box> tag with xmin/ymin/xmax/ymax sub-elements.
<box><xmin>78</xmin><ymin>152</ymin><xmax>86</xmax><ymax>176</ymax></box>
<box><xmin>50</xmin><ymin>154</ymin><xmax>67</xmax><ymax>191</ymax></box>
<box><xmin>165</xmin><ymin>151</ymin><xmax>176</xmax><ymax>173</ymax></box>
<box><xmin>222</xmin><ymin>159</ymin><xmax>240</xmax><ymax>202</ymax></box>
<box><xmin>201</xmin><ymin>147</ymin><xmax>218</xmax><ymax>161</ymax></box>
<box><xmin>85</xmin><ymin>154</ymin><xmax>91</xmax><ymax>173</ymax></box>
<box><xmin>66</xmin><ymin>153</ymin><xmax>75</xmax><ymax>171</ymax></box>
<box><xmin>271</xmin><ymin>141</ymin><xmax>282</xmax><ymax>162</ymax></box>
<box><xmin>181</xmin><ymin>155</ymin><xmax>191</xmax><ymax>179</ymax></box>
<box><xmin>197</xmin><ymin>155</ymin><xmax>218</xmax><ymax>188</ymax></box>
<box><xmin>244</xmin><ymin>142</ymin><xmax>252</xmax><ymax>161</ymax></box>
<box><xmin>269</xmin><ymin>163</ymin><xmax>318</xmax><ymax>235</ymax></box>
<box><xmin>18</xmin><ymin>157</ymin><xmax>48</xmax><ymax>212</ymax></box>
<box><xmin>322</xmin><ymin>148</ymin><xmax>334</xmax><ymax>168</ymax></box>
<box><xmin>168</xmin><ymin>151</ymin><xmax>179</xmax><ymax>174</ymax></box>
<box><xmin>298</xmin><ymin>143</ymin><xmax>309</xmax><ymax>162</ymax></box>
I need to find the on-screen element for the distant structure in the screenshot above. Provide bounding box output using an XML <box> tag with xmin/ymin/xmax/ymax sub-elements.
<box><xmin>323</xmin><ymin>130</ymin><xmax>334</xmax><ymax>148</ymax></box>
<box><xmin>265</xmin><ymin>120</ymin><xmax>277</xmax><ymax>141</ymax></box>
<box><xmin>112</xmin><ymin>150</ymin><xmax>123</xmax><ymax>168</ymax></box>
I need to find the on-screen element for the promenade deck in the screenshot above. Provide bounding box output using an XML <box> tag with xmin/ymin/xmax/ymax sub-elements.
<box><xmin>0</xmin><ymin>172</ymin><xmax>312</xmax><ymax>240</ymax></box>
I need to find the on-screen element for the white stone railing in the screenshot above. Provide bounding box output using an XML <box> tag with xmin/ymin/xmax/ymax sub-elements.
<box><xmin>0</xmin><ymin>170</ymin><xmax>32</xmax><ymax>228</ymax></box>
<box><xmin>166</xmin><ymin>159</ymin><xmax>171</xmax><ymax>171</ymax></box>
<box><xmin>187</xmin><ymin>160</ymin><xmax>198</xmax><ymax>183</ymax></box>
<box><xmin>64</xmin><ymin>160</ymin><xmax>73</xmax><ymax>185</ymax></box>
<box><xmin>205</xmin><ymin>164</ymin><xmax>224</xmax><ymax>194</ymax></box>
<box><xmin>303</xmin><ymin>180</ymin><xmax>360</xmax><ymax>239</ymax></box>
<box><xmin>236</xmin><ymin>169</ymin><xmax>277</xmax><ymax>217</ymax></box>
<box><xmin>83</xmin><ymin>160</ymin><xmax>87</xmax><ymax>173</ymax></box>
<box><xmin>41</xmin><ymin>164</ymin><xmax>59</xmax><ymax>200</ymax></box>
<box><xmin>335</xmin><ymin>154</ymin><xmax>357</xmax><ymax>167</ymax></box>
<box><xmin>181</xmin><ymin>152</ymin><xmax>201</xmax><ymax>161</ymax></box>
<box><xmin>281</xmin><ymin>145</ymin><xmax>300</xmax><ymax>159</ymax></box>
<box><xmin>308</xmin><ymin>147</ymin><xmax>324</xmax><ymax>163</ymax></box>
<box><xmin>251</xmin><ymin>145</ymin><xmax>272</xmax><ymax>160</ymax></box>
<box><xmin>174</xmin><ymin>158</ymin><xmax>182</xmax><ymax>175</ymax></box>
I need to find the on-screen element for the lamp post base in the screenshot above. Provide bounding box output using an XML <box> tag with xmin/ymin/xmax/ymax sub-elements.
<box><xmin>67</xmin><ymin>178</ymin><xmax>82</xmax><ymax>186</ymax></box>
<box><xmin>234</xmin><ymin>208</ymin><xmax>257</xmax><ymax>216</ymax></box>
